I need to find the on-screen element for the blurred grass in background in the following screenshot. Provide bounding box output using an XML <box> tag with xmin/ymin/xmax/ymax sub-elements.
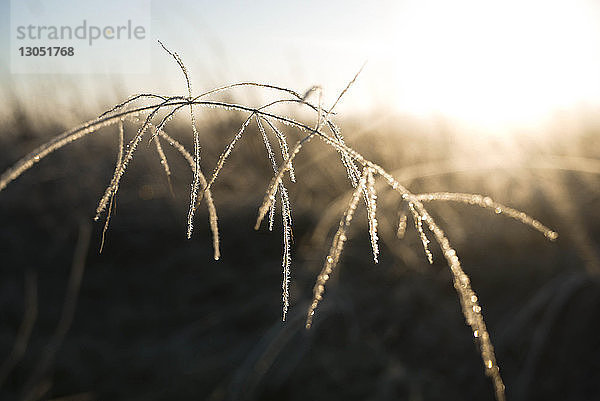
<box><xmin>0</xmin><ymin>88</ymin><xmax>598</xmax><ymax>400</ymax></box>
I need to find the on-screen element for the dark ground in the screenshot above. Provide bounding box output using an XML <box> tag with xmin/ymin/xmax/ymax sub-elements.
<box><xmin>0</xmin><ymin>115</ymin><xmax>599</xmax><ymax>401</ymax></box>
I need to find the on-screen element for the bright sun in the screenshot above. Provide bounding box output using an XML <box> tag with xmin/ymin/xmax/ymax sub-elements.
<box><xmin>385</xmin><ymin>0</ymin><xmax>600</xmax><ymax>132</ymax></box>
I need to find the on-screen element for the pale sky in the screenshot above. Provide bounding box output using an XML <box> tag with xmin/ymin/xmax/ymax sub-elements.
<box><xmin>2</xmin><ymin>0</ymin><xmax>600</xmax><ymax>134</ymax></box>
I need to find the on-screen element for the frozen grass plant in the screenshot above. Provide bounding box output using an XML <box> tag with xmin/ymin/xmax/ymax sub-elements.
<box><xmin>0</xmin><ymin>43</ymin><xmax>559</xmax><ymax>401</ymax></box>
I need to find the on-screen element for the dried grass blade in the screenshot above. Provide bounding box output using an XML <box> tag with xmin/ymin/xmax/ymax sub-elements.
<box><xmin>306</xmin><ymin>167</ymin><xmax>369</xmax><ymax>329</ymax></box>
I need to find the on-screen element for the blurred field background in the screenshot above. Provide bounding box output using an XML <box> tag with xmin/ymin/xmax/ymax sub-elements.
<box><xmin>1</xmin><ymin>1</ymin><xmax>600</xmax><ymax>400</ymax></box>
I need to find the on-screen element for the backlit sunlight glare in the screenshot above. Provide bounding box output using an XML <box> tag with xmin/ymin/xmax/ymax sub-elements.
<box><xmin>385</xmin><ymin>0</ymin><xmax>600</xmax><ymax>133</ymax></box>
